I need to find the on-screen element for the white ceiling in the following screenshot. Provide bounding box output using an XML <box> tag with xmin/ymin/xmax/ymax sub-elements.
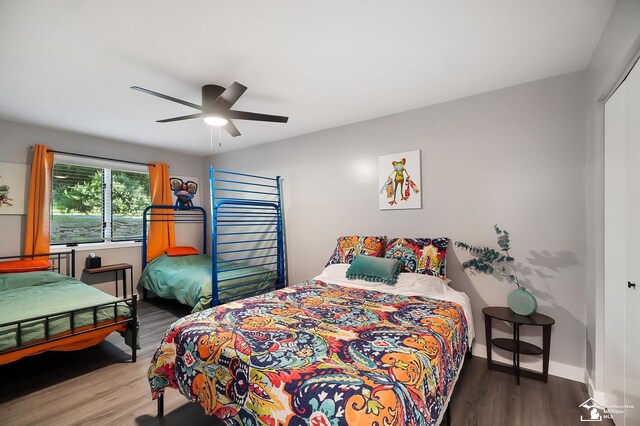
<box><xmin>0</xmin><ymin>0</ymin><xmax>615</xmax><ymax>156</ymax></box>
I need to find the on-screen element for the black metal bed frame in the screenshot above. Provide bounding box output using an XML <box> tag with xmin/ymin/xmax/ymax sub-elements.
<box><xmin>0</xmin><ymin>250</ymin><xmax>75</xmax><ymax>277</ymax></box>
<box><xmin>0</xmin><ymin>250</ymin><xmax>137</xmax><ymax>363</ymax></box>
<box><xmin>141</xmin><ymin>205</ymin><xmax>208</xmax><ymax>302</ymax></box>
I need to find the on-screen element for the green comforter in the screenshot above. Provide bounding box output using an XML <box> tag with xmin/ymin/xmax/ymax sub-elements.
<box><xmin>0</xmin><ymin>271</ymin><xmax>134</xmax><ymax>352</ymax></box>
<box><xmin>139</xmin><ymin>254</ymin><xmax>276</xmax><ymax>312</ymax></box>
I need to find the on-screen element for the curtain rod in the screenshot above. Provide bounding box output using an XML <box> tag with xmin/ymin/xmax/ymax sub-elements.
<box><xmin>45</xmin><ymin>148</ymin><xmax>155</xmax><ymax>167</ymax></box>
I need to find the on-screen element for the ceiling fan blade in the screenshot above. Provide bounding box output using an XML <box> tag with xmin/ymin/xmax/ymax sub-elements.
<box><xmin>131</xmin><ymin>86</ymin><xmax>202</xmax><ymax>111</ymax></box>
<box><xmin>156</xmin><ymin>113</ymin><xmax>203</xmax><ymax>123</ymax></box>
<box><xmin>223</xmin><ymin>120</ymin><xmax>241</xmax><ymax>137</ymax></box>
<box><xmin>214</xmin><ymin>82</ymin><xmax>248</xmax><ymax>110</ymax></box>
<box><xmin>202</xmin><ymin>85</ymin><xmax>226</xmax><ymax>111</ymax></box>
<box><xmin>227</xmin><ymin>110</ymin><xmax>289</xmax><ymax>123</ymax></box>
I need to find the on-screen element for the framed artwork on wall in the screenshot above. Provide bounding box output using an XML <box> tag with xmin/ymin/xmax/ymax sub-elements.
<box><xmin>0</xmin><ymin>162</ymin><xmax>30</xmax><ymax>215</ymax></box>
<box><xmin>169</xmin><ymin>175</ymin><xmax>201</xmax><ymax>207</ymax></box>
<box><xmin>378</xmin><ymin>150</ymin><xmax>421</xmax><ymax>210</ymax></box>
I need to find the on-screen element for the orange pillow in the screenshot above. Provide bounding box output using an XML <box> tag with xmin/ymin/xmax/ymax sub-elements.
<box><xmin>0</xmin><ymin>259</ymin><xmax>52</xmax><ymax>273</ymax></box>
<box><xmin>164</xmin><ymin>246</ymin><xmax>199</xmax><ymax>256</ymax></box>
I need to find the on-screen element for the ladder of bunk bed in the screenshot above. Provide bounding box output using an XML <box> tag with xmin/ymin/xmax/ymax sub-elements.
<box><xmin>209</xmin><ymin>166</ymin><xmax>286</xmax><ymax>307</ymax></box>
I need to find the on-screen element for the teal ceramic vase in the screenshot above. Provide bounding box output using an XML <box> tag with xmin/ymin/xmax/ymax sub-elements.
<box><xmin>507</xmin><ymin>287</ymin><xmax>537</xmax><ymax>316</ymax></box>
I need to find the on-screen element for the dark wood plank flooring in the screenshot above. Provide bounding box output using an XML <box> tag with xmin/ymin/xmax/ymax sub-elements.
<box><xmin>0</xmin><ymin>298</ymin><xmax>605</xmax><ymax>426</ymax></box>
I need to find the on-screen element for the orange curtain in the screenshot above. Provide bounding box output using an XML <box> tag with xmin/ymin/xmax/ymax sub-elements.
<box><xmin>147</xmin><ymin>162</ymin><xmax>175</xmax><ymax>262</ymax></box>
<box><xmin>24</xmin><ymin>145</ymin><xmax>54</xmax><ymax>256</ymax></box>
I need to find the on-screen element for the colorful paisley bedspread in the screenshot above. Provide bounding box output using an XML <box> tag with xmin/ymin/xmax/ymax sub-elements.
<box><xmin>148</xmin><ymin>280</ymin><xmax>469</xmax><ymax>425</ymax></box>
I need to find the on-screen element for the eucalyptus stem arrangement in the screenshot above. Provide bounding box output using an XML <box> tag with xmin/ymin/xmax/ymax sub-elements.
<box><xmin>455</xmin><ymin>225</ymin><xmax>521</xmax><ymax>287</ymax></box>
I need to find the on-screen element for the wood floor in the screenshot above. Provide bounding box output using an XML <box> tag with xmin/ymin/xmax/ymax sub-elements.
<box><xmin>0</xmin><ymin>298</ymin><xmax>605</xmax><ymax>426</ymax></box>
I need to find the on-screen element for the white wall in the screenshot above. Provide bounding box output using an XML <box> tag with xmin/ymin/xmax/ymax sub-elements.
<box><xmin>584</xmin><ymin>0</ymin><xmax>640</xmax><ymax>398</ymax></box>
<box><xmin>0</xmin><ymin>118</ymin><xmax>206</xmax><ymax>294</ymax></box>
<box><xmin>206</xmin><ymin>71</ymin><xmax>588</xmax><ymax>380</ymax></box>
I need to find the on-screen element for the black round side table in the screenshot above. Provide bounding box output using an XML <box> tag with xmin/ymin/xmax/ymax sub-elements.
<box><xmin>482</xmin><ymin>306</ymin><xmax>555</xmax><ymax>385</ymax></box>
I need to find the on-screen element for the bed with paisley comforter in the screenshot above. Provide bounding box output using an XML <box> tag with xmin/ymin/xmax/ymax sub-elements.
<box><xmin>148</xmin><ymin>264</ymin><xmax>474</xmax><ymax>425</ymax></box>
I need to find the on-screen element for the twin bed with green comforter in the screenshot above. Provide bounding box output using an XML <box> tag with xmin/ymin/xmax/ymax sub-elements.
<box><xmin>139</xmin><ymin>254</ymin><xmax>276</xmax><ymax>312</ymax></box>
<box><xmin>0</xmin><ymin>270</ymin><xmax>137</xmax><ymax>364</ymax></box>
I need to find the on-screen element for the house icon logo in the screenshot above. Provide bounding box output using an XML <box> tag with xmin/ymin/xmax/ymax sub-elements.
<box><xmin>579</xmin><ymin>398</ymin><xmax>605</xmax><ymax>422</ymax></box>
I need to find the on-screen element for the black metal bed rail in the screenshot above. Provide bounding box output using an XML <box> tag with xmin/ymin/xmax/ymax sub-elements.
<box><xmin>141</xmin><ymin>206</ymin><xmax>208</xmax><ymax>271</ymax></box>
<box><xmin>144</xmin><ymin>209</ymin><xmax>204</xmax><ymax>223</ymax></box>
<box><xmin>0</xmin><ymin>250</ymin><xmax>76</xmax><ymax>277</ymax></box>
<box><xmin>0</xmin><ymin>294</ymin><xmax>138</xmax><ymax>362</ymax></box>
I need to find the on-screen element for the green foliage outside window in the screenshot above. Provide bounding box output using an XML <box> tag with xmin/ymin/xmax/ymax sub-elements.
<box><xmin>112</xmin><ymin>171</ymin><xmax>150</xmax><ymax>216</ymax></box>
<box><xmin>52</xmin><ymin>166</ymin><xmax>102</xmax><ymax>214</ymax></box>
<box><xmin>52</xmin><ymin>165</ymin><xmax>149</xmax><ymax>216</ymax></box>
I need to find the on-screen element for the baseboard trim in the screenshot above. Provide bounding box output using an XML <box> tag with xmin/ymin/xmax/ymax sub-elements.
<box><xmin>472</xmin><ymin>342</ymin><xmax>584</xmax><ymax>382</ymax></box>
<box><xmin>584</xmin><ymin>369</ymin><xmax>607</xmax><ymax>404</ymax></box>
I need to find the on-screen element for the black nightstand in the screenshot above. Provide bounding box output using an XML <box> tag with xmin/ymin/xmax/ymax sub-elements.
<box><xmin>84</xmin><ymin>263</ymin><xmax>134</xmax><ymax>298</ymax></box>
<box><xmin>483</xmin><ymin>306</ymin><xmax>555</xmax><ymax>385</ymax></box>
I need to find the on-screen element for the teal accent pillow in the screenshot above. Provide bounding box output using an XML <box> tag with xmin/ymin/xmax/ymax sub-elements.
<box><xmin>345</xmin><ymin>255</ymin><xmax>401</xmax><ymax>285</ymax></box>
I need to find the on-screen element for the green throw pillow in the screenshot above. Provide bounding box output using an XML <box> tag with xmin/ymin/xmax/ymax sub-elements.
<box><xmin>345</xmin><ymin>255</ymin><xmax>401</xmax><ymax>285</ymax></box>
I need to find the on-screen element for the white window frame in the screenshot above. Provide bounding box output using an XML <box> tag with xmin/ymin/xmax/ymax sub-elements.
<box><xmin>50</xmin><ymin>154</ymin><xmax>149</xmax><ymax>250</ymax></box>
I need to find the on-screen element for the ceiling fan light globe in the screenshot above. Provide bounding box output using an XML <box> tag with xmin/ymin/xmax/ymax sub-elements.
<box><xmin>203</xmin><ymin>116</ymin><xmax>228</xmax><ymax>127</ymax></box>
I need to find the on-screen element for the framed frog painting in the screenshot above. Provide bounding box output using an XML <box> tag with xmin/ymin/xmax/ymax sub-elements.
<box><xmin>378</xmin><ymin>150</ymin><xmax>421</xmax><ymax>210</ymax></box>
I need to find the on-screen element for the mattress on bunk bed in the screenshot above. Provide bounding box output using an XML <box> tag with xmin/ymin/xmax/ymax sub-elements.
<box><xmin>139</xmin><ymin>254</ymin><xmax>276</xmax><ymax>312</ymax></box>
<box><xmin>0</xmin><ymin>271</ymin><xmax>134</xmax><ymax>353</ymax></box>
<box><xmin>148</xmin><ymin>265</ymin><xmax>474</xmax><ymax>426</ymax></box>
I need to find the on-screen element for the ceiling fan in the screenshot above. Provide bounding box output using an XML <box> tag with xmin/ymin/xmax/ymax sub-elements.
<box><xmin>131</xmin><ymin>82</ymin><xmax>288</xmax><ymax>137</ymax></box>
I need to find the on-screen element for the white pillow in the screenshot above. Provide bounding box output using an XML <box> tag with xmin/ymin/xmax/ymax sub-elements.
<box><xmin>394</xmin><ymin>272</ymin><xmax>450</xmax><ymax>295</ymax></box>
<box><xmin>318</xmin><ymin>263</ymin><xmax>350</xmax><ymax>281</ymax></box>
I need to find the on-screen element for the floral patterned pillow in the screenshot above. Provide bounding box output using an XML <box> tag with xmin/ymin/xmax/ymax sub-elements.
<box><xmin>384</xmin><ymin>237</ymin><xmax>449</xmax><ymax>276</ymax></box>
<box><xmin>326</xmin><ymin>236</ymin><xmax>387</xmax><ymax>266</ymax></box>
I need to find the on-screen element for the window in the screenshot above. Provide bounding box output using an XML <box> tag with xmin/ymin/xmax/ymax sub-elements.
<box><xmin>51</xmin><ymin>158</ymin><xmax>150</xmax><ymax>246</ymax></box>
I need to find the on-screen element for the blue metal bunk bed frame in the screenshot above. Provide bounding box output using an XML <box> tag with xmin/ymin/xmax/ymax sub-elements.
<box><xmin>140</xmin><ymin>167</ymin><xmax>286</xmax><ymax>307</ymax></box>
<box><xmin>209</xmin><ymin>166</ymin><xmax>286</xmax><ymax>307</ymax></box>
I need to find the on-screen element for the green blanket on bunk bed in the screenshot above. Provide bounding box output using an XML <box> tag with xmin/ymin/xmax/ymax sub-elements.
<box><xmin>139</xmin><ymin>254</ymin><xmax>277</xmax><ymax>312</ymax></box>
<box><xmin>0</xmin><ymin>271</ymin><xmax>134</xmax><ymax>352</ymax></box>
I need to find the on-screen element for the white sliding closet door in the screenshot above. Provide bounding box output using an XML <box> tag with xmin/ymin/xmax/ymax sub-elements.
<box><xmin>624</xmin><ymin>60</ymin><xmax>640</xmax><ymax>426</ymax></box>
<box><xmin>604</xmin><ymin>69</ymin><xmax>626</xmax><ymax>425</ymax></box>
<box><xmin>604</xmin><ymin>58</ymin><xmax>640</xmax><ymax>425</ymax></box>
